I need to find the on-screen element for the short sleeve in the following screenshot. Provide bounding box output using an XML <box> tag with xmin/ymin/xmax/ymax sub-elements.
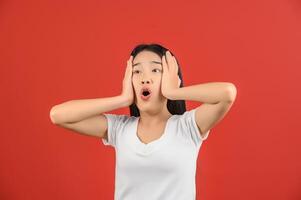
<box><xmin>179</xmin><ymin>108</ymin><xmax>211</xmax><ymax>147</ymax></box>
<box><xmin>101</xmin><ymin>113</ymin><xmax>129</xmax><ymax>147</ymax></box>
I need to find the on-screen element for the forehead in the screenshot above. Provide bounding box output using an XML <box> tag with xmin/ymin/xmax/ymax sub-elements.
<box><xmin>133</xmin><ymin>51</ymin><xmax>161</xmax><ymax>67</ymax></box>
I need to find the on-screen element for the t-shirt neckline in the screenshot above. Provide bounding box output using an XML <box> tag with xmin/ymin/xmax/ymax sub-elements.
<box><xmin>132</xmin><ymin>115</ymin><xmax>174</xmax><ymax>155</ymax></box>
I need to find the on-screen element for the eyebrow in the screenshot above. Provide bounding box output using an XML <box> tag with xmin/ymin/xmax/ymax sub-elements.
<box><xmin>132</xmin><ymin>61</ymin><xmax>162</xmax><ymax>67</ymax></box>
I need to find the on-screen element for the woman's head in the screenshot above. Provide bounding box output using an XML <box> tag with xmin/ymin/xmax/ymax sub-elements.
<box><xmin>129</xmin><ymin>43</ymin><xmax>186</xmax><ymax>117</ymax></box>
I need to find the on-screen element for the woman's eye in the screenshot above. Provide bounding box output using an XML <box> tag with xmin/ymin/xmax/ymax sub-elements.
<box><xmin>133</xmin><ymin>69</ymin><xmax>161</xmax><ymax>74</ymax></box>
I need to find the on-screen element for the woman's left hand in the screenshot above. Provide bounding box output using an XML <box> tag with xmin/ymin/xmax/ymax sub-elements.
<box><xmin>161</xmin><ymin>51</ymin><xmax>181</xmax><ymax>99</ymax></box>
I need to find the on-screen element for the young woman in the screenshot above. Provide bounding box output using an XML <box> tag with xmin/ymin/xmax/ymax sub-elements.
<box><xmin>50</xmin><ymin>43</ymin><xmax>237</xmax><ymax>200</ymax></box>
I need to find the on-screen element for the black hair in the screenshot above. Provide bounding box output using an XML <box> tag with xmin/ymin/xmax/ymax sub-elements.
<box><xmin>129</xmin><ymin>43</ymin><xmax>186</xmax><ymax>117</ymax></box>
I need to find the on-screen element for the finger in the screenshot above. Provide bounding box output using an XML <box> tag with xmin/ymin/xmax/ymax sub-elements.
<box><xmin>126</xmin><ymin>56</ymin><xmax>133</xmax><ymax>74</ymax></box>
<box><xmin>128</xmin><ymin>56</ymin><xmax>133</xmax><ymax>65</ymax></box>
<box><xmin>172</xmin><ymin>56</ymin><xmax>178</xmax><ymax>74</ymax></box>
<box><xmin>126</xmin><ymin>59</ymin><xmax>130</xmax><ymax>70</ymax></box>
<box><xmin>167</xmin><ymin>51</ymin><xmax>177</xmax><ymax>73</ymax></box>
<box><xmin>169</xmin><ymin>55</ymin><xmax>175</xmax><ymax>71</ymax></box>
<box><xmin>165</xmin><ymin>51</ymin><xmax>173</xmax><ymax>68</ymax></box>
<box><xmin>129</xmin><ymin>56</ymin><xmax>134</xmax><ymax>72</ymax></box>
<box><xmin>162</xmin><ymin>55</ymin><xmax>168</xmax><ymax>72</ymax></box>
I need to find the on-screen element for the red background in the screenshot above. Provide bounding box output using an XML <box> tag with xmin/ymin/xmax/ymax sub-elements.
<box><xmin>1</xmin><ymin>0</ymin><xmax>300</xmax><ymax>199</ymax></box>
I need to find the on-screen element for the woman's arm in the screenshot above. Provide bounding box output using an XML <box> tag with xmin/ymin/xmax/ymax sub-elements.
<box><xmin>167</xmin><ymin>82</ymin><xmax>236</xmax><ymax>103</ymax></box>
<box><xmin>49</xmin><ymin>95</ymin><xmax>130</xmax><ymax>124</ymax></box>
<box><xmin>167</xmin><ymin>82</ymin><xmax>237</xmax><ymax>138</ymax></box>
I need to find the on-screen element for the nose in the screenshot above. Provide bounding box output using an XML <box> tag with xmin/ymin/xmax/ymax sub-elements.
<box><xmin>141</xmin><ymin>76</ymin><xmax>152</xmax><ymax>84</ymax></box>
<box><xmin>141</xmin><ymin>80</ymin><xmax>151</xmax><ymax>84</ymax></box>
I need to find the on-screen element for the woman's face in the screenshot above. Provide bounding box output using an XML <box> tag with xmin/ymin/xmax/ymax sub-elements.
<box><xmin>132</xmin><ymin>50</ymin><xmax>166</xmax><ymax>110</ymax></box>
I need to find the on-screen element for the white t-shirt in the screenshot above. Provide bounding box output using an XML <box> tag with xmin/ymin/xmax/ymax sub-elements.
<box><xmin>101</xmin><ymin>108</ymin><xmax>211</xmax><ymax>200</ymax></box>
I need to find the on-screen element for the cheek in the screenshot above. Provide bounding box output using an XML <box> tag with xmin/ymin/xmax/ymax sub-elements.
<box><xmin>131</xmin><ymin>80</ymin><xmax>139</xmax><ymax>94</ymax></box>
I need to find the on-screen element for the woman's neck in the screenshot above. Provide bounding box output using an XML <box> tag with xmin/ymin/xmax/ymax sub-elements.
<box><xmin>139</xmin><ymin>109</ymin><xmax>172</xmax><ymax>126</ymax></box>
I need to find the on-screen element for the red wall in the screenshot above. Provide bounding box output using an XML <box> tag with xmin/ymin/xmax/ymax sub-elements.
<box><xmin>1</xmin><ymin>0</ymin><xmax>300</xmax><ymax>199</ymax></box>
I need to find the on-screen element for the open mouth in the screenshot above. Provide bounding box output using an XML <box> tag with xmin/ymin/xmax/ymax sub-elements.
<box><xmin>142</xmin><ymin>90</ymin><xmax>151</xmax><ymax>96</ymax></box>
<box><xmin>140</xmin><ymin>88</ymin><xmax>152</xmax><ymax>100</ymax></box>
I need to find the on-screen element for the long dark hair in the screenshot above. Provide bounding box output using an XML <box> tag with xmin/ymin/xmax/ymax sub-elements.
<box><xmin>129</xmin><ymin>43</ymin><xmax>186</xmax><ymax>117</ymax></box>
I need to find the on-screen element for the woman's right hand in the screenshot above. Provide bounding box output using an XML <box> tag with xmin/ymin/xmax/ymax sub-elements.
<box><xmin>121</xmin><ymin>55</ymin><xmax>135</xmax><ymax>106</ymax></box>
